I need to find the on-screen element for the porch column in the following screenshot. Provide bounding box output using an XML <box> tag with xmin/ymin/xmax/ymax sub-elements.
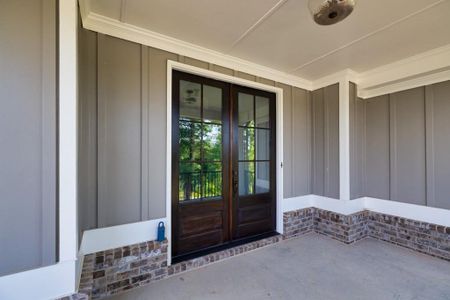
<box><xmin>59</xmin><ymin>0</ymin><xmax>78</xmax><ymax>265</ymax></box>
<box><xmin>339</xmin><ymin>79</ymin><xmax>351</xmax><ymax>200</ymax></box>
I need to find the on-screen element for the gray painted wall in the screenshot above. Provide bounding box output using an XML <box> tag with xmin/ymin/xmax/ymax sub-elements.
<box><xmin>358</xmin><ymin>80</ymin><xmax>450</xmax><ymax>210</ymax></box>
<box><xmin>77</xmin><ymin>28</ymin><xmax>313</xmax><ymax>233</ymax></box>
<box><xmin>0</xmin><ymin>0</ymin><xmax>57</xmax><ymax>276</ymax></box>
<box><xmin>311</xmin><ymin>84</ymin><xmax>340</xmax><ymax>199</ymax></box>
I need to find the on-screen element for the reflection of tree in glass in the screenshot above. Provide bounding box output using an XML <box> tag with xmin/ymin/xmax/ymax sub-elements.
<box><xmin>179</xmin><ymin>119</ymin><xmax>222</xmax><ymax>201</ymax></box>
<box><xmin>241</xmin><ymin>127</ymin><xmax>255</xmax><ymax>194</ymax></box>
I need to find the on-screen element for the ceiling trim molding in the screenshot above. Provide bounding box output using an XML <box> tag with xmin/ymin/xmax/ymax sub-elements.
<box><xmin>358</xmin><ymin>44</ymin><xmax>450</xmax><ymax>88</ymax></box>
<box><xmin>359</xmin><ymin>69</ymin><xmax>450</xmax><ymax>99</ymax></box>
<box><xmin>78</xmin><ymin>0</ymin><xmax>450</xmax><ymax>97</ymax></box>
<box><xmin>357</xmin><ymin>44</ymin><xmax>450</xmax><ymax>98</ymax></box>
<box><xmin>78</xmin><ymin>0</ymin><xmax>313</xmax><ymax>90</ymax></box>
<box><xmin>312</xmin><ymin>69</ymin><xmax>359</xmax><ymax>91</ymax></box>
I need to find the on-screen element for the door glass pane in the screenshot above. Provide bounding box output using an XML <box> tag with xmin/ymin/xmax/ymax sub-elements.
<box><xmin>255</xmin><ymin>162</ymin><xmax>270</xmax><ymax>194</ymax></box>
<box><xmin>239</xmin><ymin>162</ymin><xmax>254</xmax><ymax>195</ymax></box>
<box><xmin>238</xmin><ymin>93</ymin><xmax>254</xmax><ymax>127</ymax></box>
<box><xmin>178</xmin><ymin>79</ymin><xmax>224</xmax><ymax>203</ymax></box>
<box><xmin>202</xmin><ymin>163</ymin><xmax>222</xmax><ymax>199</ymax></box>
<box><xmin>255</xmin><ymin>129</ymin><xmax>270</xmax><ymax>160</ymax></box>
<box><xmin>203</xmin><ymin>85</ymin><xmax>222</xmax><ymax>123</ymax></box>
<box><xmin>179</xmin><ymin>120</ymin><xmax>201</xmax><ymax>161</ymax></box>
<box><xmin>203</xmin><ymin>123</ymin><xmax>221</xmax><ymax>161</ymax></box>
<box><xmin>180</xmin><ymin>80</ymin><xmax>201</xmax><ymax>121</ymax></box>
<box><xmin>256</xmin><ymin>96</ymin><xmax>270</xmax><ymax>128</ymax></box>
<box><xmin>179</xmin><ymin>163</ymin><xmax>201</xmax><ymax>201</ymax></box>
<box><xmin>239</xmin><ymin>128</ymin><xmax>254</xmax><ymax>161</ymax></box>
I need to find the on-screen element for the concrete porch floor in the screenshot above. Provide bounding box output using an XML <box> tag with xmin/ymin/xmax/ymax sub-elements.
<box><xmin>107</xmin><ymin>234</ymin><xmax>450</xmax><ymax>300</ymax></box>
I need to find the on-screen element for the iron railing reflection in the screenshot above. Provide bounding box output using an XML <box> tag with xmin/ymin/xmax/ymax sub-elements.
<box><xmin>179</xmin><ymin>171</ymin><xmax>222</xmax><ymax>201</ymax></box>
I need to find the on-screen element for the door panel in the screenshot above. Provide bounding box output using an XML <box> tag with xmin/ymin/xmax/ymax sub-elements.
<box><xmin>172</xmin><ymin>71</ymin><xmax>230</xmax><ymax>258</ymax></box>
<box><xmin>232</xmin><ymin>86</ymin><xmax>276</xmax><ymax>240</ymax></box>
<box><xmin>172</xmin><ymin>71</ymin><xmax>276</xmax><ymax>259</ymax></box>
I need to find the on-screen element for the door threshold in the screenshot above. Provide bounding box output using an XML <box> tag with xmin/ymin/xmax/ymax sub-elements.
<box><xmin>171</xmin><ymin>231</ymin><xmax>279</xmax><ymax>265</ymax></box>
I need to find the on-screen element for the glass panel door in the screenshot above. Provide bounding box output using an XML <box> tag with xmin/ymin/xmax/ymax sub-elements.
<box><xmin>172</xmin><ymin>71</ymin><xmax>230</xmax><ymax>259</ymax></box>
<box><xmin>172</xmin><ymin>71</ymin><xmax>276</xmax><ymax>260</ymax></box>
<box><xmin>233</xmin><ymin>86</ymin><xmax>276</xmax><ymax>240</ymax></box>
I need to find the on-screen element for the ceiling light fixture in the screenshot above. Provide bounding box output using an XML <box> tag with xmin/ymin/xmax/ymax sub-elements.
<box><xmin>308</xmin><ymin>0</ymin><xmax>357</xmax><ymax>25</ymax></box>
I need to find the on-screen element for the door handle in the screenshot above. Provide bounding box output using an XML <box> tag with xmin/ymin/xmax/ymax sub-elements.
<box><xmin>233</xmin><ymin>170</ymin><xmax>238</xmax><ymax>195</ymax></box>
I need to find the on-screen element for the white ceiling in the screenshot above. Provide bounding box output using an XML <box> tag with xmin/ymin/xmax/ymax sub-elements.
<box><xmin>89</xmin><ymin>0</ymin><xmax>450</xmax><ymax>80</ymax></box>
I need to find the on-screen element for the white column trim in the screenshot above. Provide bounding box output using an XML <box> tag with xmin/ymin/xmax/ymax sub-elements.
<box><xmin>59</xmin><ymin>0</ymin><xmax>78</xmax><ymax>263</ymax></box>
<box><xmin>0</xmin><ymin>1</ymin><xmax>78</xmax><ymax>299</ymax></box>
<box><xmin>339</xmin><ymin>80</ymin><xmax>350</xmax><ymax>200</ymax></box>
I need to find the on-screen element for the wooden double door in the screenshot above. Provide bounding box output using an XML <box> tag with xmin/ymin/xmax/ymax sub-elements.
<box><xmin>172</xmin><ymin>70</ymin><xmax>276</xmax><ymax>260</ymax></box>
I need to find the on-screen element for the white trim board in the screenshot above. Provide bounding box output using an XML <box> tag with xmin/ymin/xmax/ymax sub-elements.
<box><xmin>78</xmin><ymin>195</ymin><xmax>450</xmax><ymax>259</ymax></box>
<box><xmin>166</xmin><ymin>60</ymin><xmax>284</xmax><ymax>265</ymax></box>
<box><xmin>338</xmin><ymin>80</ymin><xmax>350</xmax><ymax>200</ymax></box>
<box><xmin>79</xmin><ymin>7</ymin><xmax>312</xmax><ymax>91</ymax></box>
<box><xmin>0</xmin><ymin>1</ymin><xmax>79</xmax><ymax>299</ymax></box>
<box><xmin>79</xmin><ymin>218</ymin><xmax>166</xmax><ymax>255</ymax></box>
<box><xmin>283</xmin><ymin>195</ymin><xmax>450</xmax><ymax>227</ymax></box>
<box><xmin>0</xmin><ymin>261</ymin><xmax>77</xmax><ymax>300</ymax></box>
<box><xmin>60</xmin><ymin>0</ymin><xmax>78</xmax><ymax>265</ymax></box>
<box><xmin>78</xmin><ymin>0</ymin><xmax>450</xmax><ymax>99</ymax></box>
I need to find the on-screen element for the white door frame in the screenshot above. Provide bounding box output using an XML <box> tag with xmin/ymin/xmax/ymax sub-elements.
<box><xmin>166</xmin><ymin>60</ymin><xmax>284</xmax><ymax>265</ymax></box>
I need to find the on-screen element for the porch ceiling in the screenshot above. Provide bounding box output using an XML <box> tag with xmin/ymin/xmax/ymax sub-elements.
<box><xmin>87</xmin><ymin>0</ymin><xmax>450</xmax><ymax>81</ymax></box>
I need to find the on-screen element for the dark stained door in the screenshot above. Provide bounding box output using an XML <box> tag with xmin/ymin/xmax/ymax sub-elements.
<box><xmin>172</xmin><ymin>71</ymin><xmax>276</xmax><ymax>260</ymax></box>
<box><xmin>231</xmin><ymin>85</ymin><xmax>276</xmax><ymax>239</ymax></box>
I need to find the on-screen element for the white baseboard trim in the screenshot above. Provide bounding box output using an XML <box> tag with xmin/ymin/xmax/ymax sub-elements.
<box><xmin>0</xmin><ymin>260</ymin><xmax>76</xmax><ymax>300</ymax></box>
<box><xmin>282</xmin><ymin>195</ymin><xmax>313</xmax><ymax>212</ymax></box>
<box><xmin>80</xmin><ymin>218</ymin><xmax>166</xmax><ymax>255</ymax></box>
<box><xmin>283</xmin><ymin>195</ymin><xmax>450</xmax><ymax>227</ymax></box>
<box><xmin>364</xmin><ymin>197</ymin><xmax>450</xmax><ymax>227</ymax></box>
<box><xmin>78</xmin><ymin>195</ymin><xmax>450</xmax><ymax>261</ymax></box>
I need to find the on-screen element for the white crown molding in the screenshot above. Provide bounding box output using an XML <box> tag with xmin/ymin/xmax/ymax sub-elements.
<box><xmin>78</xmin><ymin>5</ymin><xmax>313</xmax><ymax>90</ymax></box>
<box><xmin>358</xmin><ymin>44</ymin><xmax>450</xmax><ymax>88</ymax></box>
<box><xmin>79</xmin><ymin>0</ymin><xmax>450</xmax><ymax>97</ymax></box>
<box><xmin>311</xmin><ymin>69</ymin><xmax>359</xmax><ymax>91</ymax></box>
<box><xmin>357</xmin><ymin>44</ymin><xmax>450</xmax><ymax>98</ymax></box>
<box><xmin>359</xmin><ymin>68</ymin><xmax>450</xmax><ymax>99</ymax></box>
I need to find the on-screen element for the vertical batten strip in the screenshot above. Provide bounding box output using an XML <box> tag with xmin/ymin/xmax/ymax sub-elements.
<box><xmin>41</xmin><ymin>0</ymin><xmax>57</xmax><ymax>265</ymax></box>
<box><xmin>307</xmin><ymin>91</ymin><xmax>313</xmax><ymax>194</ymax></box>
<box><xmin>141</xmin><ymin>45</ymin><xmax>150</xmax><ymax>220</ymax></box>
<box><xmin>324</xmin><ymin>87</ymin><xmax>330</xmax><ymax>196</ymax></box>
<box><xmin>291</xmin><ymin>86</ymin><xmax>295</xmax><ymax>196</ymax></box>
<box><xmin>425</xmin><ymin>85</ymin><xmax>436</xmax><ymax>207</ymax></box>
<box><xmin>96</xmin><ymin>34</ymin><xmax>107</xmax><ymax>226</ymax></box>
<box><xmin>388</xmin><ymin>94</ymin><xmax>397</xmax><ymax>201</ymax></box>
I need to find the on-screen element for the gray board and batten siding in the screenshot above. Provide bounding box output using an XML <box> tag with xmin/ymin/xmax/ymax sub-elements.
<box><xmin>311</xmin><ymin>83</ymin><xmax>340</xmax><ymax>199</ymax></box>
<box><xmin>77</xmin><ymin>27</ymin><xmax>318</xmax><ymax>235</ymax></box>
<box><xmin>0</xmin><ymin>0</ymin><xmax>57</xmax><ymax>276</ymax></box>
<box><xmin>352</xmin><ymin>80</ymin><xmax>450</xmax><ymax>210</ymax></box>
